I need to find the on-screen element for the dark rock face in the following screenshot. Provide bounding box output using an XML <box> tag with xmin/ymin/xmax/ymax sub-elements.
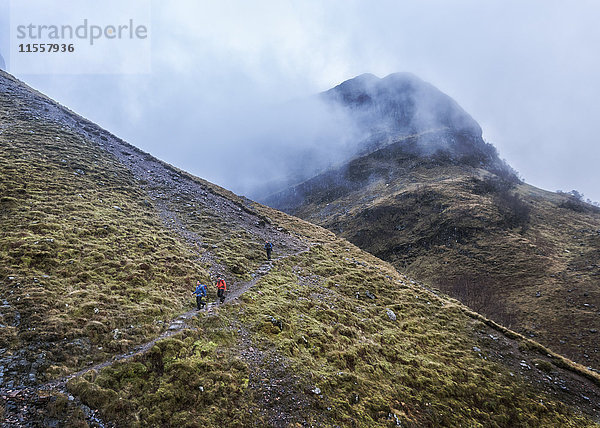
<box><xmin>261</xmin><ymin>73</ymin><xmax>506</xmax><ymax>212</ymax></box>
<box><xmin>321</xmin><ymin>72</ymin><xmax>483</xmax><ymax>141</ymax></box>
<box><xmin>248</xmin><ymin>72</ymin><xmax>489</xmax><ymax>201</ymax></box>
<box><xmin>263</xmin><ymin>129</ymin><xmax>510</xmax><ymax>214</ymax></box>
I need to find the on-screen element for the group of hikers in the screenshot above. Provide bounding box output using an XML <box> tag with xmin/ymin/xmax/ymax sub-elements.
<box><xmin>192</xmin><ymin>240</ymin><xmax>274</xmax><ymax>310</ymax></box>
<box><xmin>192</xmin><ymin>277</ymin><xmax>225</xmax><ymax>310</ymax></box>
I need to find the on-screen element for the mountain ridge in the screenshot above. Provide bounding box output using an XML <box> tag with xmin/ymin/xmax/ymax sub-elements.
<box><xmin>265</xmin><ymin>73</ymin><xmax>600</xmax><ymax>375</ymax></box>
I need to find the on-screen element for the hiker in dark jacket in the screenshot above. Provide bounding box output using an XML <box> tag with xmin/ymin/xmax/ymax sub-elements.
<box><xmin>216</xmin><ymin>276</ymin><xmax>227</xmax><ymax>303</ymax></box>
<box><xmin>264</xmin><ymin>241</ymin><xmax>273</xmax><ymax>260</ymax></box>
<box><xmin>192</xmin><ymin>281</ymin><xmax>207</xmax><ymax>310</ymax></box>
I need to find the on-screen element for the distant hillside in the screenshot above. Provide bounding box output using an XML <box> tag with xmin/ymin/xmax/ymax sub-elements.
<box><xmin>265</xmin><ymin>75</ymin><xmax>600</xmax><ymax>374</ymax></box>
<box><xmin>1</xmin><ymin>70</ymin><xmax>600</xmax><ymax>426</ymax></box>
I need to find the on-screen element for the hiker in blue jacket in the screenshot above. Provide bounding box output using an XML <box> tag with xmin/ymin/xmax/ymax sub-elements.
<box><xmin>264</xmin><ymin>241</ymin><xmax>273</xmax><ymax>260</ymax></box>
<box><xmin>192</xmin><ymin>281</ymin><xmax>208</xmax><ymax>310</ymax></box>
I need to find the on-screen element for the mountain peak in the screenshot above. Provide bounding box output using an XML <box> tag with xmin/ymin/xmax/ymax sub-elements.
<box><xmin>323</xmin><ymin>72</ymin><xmax>482</xmax><ymax>139</ymax></box>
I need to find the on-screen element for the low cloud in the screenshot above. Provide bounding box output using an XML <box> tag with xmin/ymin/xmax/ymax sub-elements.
<box><xmin>12</xmin><ymin>0</ymin><xmax>600</xmax><ymax>202</ymax></box>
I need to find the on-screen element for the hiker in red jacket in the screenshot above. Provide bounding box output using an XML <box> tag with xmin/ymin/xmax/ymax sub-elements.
<box><xmin>216</xmin><ymin>276</ymin><xmax>227</xmax><ymax>303</ymax></box>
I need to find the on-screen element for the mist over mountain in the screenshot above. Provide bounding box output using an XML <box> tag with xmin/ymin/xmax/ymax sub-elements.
<box><xmin>248</xmin><ymin>72</ymin><xmax>509</xmax><ymax>200</ymax></box>
<box><xmin>258</xmin><ymin>72</ymin><xmax>516</xmax><ymax>205</ymax></box>
<box><xmin>322</xmin><ymin>72</ymin><xmax>482</xmax><ymax>141</ymax></box>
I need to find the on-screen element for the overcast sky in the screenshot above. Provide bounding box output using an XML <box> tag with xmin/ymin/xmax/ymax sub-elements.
<box><xmin>4</xmin><ymin>0</ymin><xmax>600</xmax><ymax>202</ymax></box>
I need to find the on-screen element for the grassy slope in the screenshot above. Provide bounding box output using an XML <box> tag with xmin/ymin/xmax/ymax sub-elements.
<box><xmin>69</xmin><ymin>237</ymin><xmax>600</xmax><ymax>427</ymax></box>
<box><xmin>0</xmin><ymin>103</ymin><xmax>212</xmax><ymax>379</ymax></box>
<box><xmin>0</xmin><ymin>70</ymin><xmax>303</xmax><ymax>385</ymax></box>
<box><xmin>272</xmin><ymin>140</ymin><xmax>600</xmax><ymax>372</ymax></box>
<box><xmin>1</xmin><ymin>71</ymin><xmax>599</xmax><ymax>426</ymax></box>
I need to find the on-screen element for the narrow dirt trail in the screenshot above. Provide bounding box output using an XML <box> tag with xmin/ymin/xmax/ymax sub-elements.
<box><xmin>43</xmin><ymin>248</ymin><xmax>309</xmax><ymax>391</ymax></box>
<box><xmin>0</xmin><ymin>247</ymin><xmax>311</xmax><ymax>428</ymax></box>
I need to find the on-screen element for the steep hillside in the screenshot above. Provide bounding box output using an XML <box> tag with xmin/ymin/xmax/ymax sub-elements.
<box><xmin>265</xmin><ymin>130</ymin><xmax>600</xmax><ymax>374</ymax></box>
<box><xmin>1</xmin><ymin>70</ymin><xmax>600</xmax><ymax>427</ymax></box>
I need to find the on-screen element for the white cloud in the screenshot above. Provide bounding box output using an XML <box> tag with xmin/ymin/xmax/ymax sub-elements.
<box><xmin>12</xmin><ymin>0</ymin><xmax>600</xmax><ymax>201</ymax></box>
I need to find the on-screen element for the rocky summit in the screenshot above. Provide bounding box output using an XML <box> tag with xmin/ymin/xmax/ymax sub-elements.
<box><xmin>322</xmin><ymin>72</ymin><xmax>482</xmax><ymax>139</ymax></box>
